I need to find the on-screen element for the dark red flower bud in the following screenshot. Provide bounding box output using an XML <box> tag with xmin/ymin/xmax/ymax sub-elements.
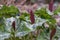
<box><xmin>29</xmin><ymin>10</ymin><xmax>35</xmax><ymax>24</ymax></box>
<box><xmin>49</xmin><ymin>0</ymin><xmax>54</xmax><ymax>12</ymax></box>
<box><xmin>50</xmin><ymin>28</ymin><xmax>56</xmax><ymax>40</ymax></box>
<box><xmin>12</xmin><ymin>21</ymin><xmax>15</xmax><ymax>30</ymax></box>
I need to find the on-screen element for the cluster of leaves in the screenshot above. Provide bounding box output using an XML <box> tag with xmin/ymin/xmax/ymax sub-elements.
<box><xmin>0</xmin><ymin>5</ymin><xmax>19</xmax><ymax>18</ymax></box>
<box><xmin>4</xmin><ymin>13</ymin><xmax>31</xmax><ymax>40</ymax></box>
<box><xmin>0</xmin><ymin>5</ymin><xmax>57</xmax><ymax>40</ymax></box>
<box><xmin>18</xmin><ymin>8</ymin><xmax>57</xmax><ymax>40</ymax></box>
<box><xmin>35</xmin><ymin>8</ymin><xmax>56</xmax><ymax>26</ymax></box>
<box><xmin>0</xmin><ymin>5</ymin><xmax>19</xmax><ymax>33</ymax></box>
<box><xmin>19</xmin><ymin>8</ymin><xmax>56</xmax><ymax>32</ymax></box>
<box><xmin>34</xmin><ymin>8</ymin><xmax>56</xmax><ymax>40</ymax></box>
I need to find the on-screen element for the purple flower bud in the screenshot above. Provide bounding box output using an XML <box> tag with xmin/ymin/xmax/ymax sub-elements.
<box><xmin>29</xmin><ymin>9</ymin><xmax>35</xmax><ymax>24</ymax></box>
<box><xmin>49</xmin><ymin>0</ymin><xmax>54</xmax><ymax>12</ymax></box>
<box><xmin>50</xmin><ymin>28</ymin><xmax>56</xmax><ymax>40</ymax></box>
<box><xmin>12</xmin><ymin>21</ymin><xmax>15</xmax><ymax>30</ymax></box>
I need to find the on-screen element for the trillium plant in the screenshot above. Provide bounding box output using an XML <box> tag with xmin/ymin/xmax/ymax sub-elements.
<box><xmin>0</xmin><ymin>4</ymin><xmax>59</xmax><ymax>40</ymax></box>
